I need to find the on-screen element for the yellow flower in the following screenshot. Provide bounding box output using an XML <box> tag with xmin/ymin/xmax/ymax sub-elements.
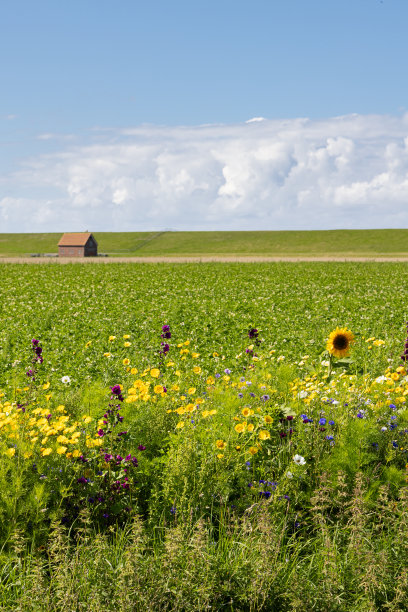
<box><xmin>217</xmin><ymin>453</ymin><xmax>224</xmax><ymax>459</ymax></box>
<box><xmin>56</xmin><ymin>405</ymin><xmax>66</xmax><ymax>413</ymax></box>
<box><xmin>57</xmin><ymin>446</ymin><xmax>67</xmax><ymax>454</ymax></box>
<box><xmin>5</xmin><ymin>447</ymin><xmax>15</xmax><ymax>458</ymax></box>
<box><xmin>45</xmin><ymin>394</ymin><xmax>52</xmax><ymax>402</ymax></box>
<box><xmin>249</xmin><ymin>446</ymin><xmax>259</xmax><ymax>455</ymax></box>
<box><xmin>242</xmin><ymin>407</ymin><xmax>251</xmax><ymax>417</ymax></box>
<box><xmin>391</xmin><ymin>373</ymin><xmax>400</xmax><ymax>381</ymax></box>
<box><xmin>104</xmin><ymin>352</ymin><xmax>112</xmax><ymax>358</ymax></box>
<box><xmin>124</xmin><ymin>342</ymin><xmax>131</xmax><ymax>348</ymax></box>
<box><xmin>175</xmin><ymin>406</ymin><xmax>185</xmax><ymax>415</ymax></box>
<box><xmin>131</xmin><ymin>367</ymin><xmax>138</xmax><ymax>375</ymax></box>
<box><xmin>188</xmin><ymin>387</ymin><xmax>196</xmax><ymax>395</ymax></box>
<box><xmin>176</xmin><ymin>421</ymin><xmax>185</xmax><ymax>429</ymax></box>
<box><xmin>85</xmin><ymin>341</ymin><xmax>92</xmax><ymax>348</ymax></box>
<box><xmin>193</xmin><ymin>366</ymin><xmax>202</xmax><ymax>374</ymax></box>
<box><xmin>185</xmin><ymin>403</ymin><xmax>195</xmax><ymax>413</ymax></box>
<box><xmin>259</xmin><ymin>430</ymin><xmax>271</xmax><ymax>441</ymax></box>
<box><xmin>154</xmin><ymin>384</ymin><xmax>164</xmax><ymax>394</ymax></box>
<box><xmin>216</xmin><ymin>439</ymin><xmax>226</xmax><ymax>449</ymax></box>
<box><xmin>184</xmin><ymin>340</ymin><xmax>190</xmax><ymax>346</ymax></box>
<box><xmin>201</xmin><ymin>410</ymin><xmax>210</xmax><ymax>418</ymax></box>
<box><xmin>82</xmin><ymin>415</ymin><xmax>92</xmax><ymax>424</ymax></box>
<box><xmin>192</xmin><ymin>352</ymin><xmax>200</xmax><ymax>359</ymax></box>
<box><xmin>123</xmin><ymin>358</ymin><xmax>130</xmax><ymax>366</ymax></box>
<box><xmin>123</xmin><ymin>334</ymin><xmax>130</xmax><ymax>339</ymax></box>
<box><xmin>247</xmin><ymin>424</ymin><xmax>254</xmax><ymax>432</ymax></box>
<box><xmin>109</xmin><ymin>336</ymin><xmax>116</xmax><ymax>341</ymax></box>
<box><xmin>212</xmin><ymin>352</ymin><xmax>219</xmax><ymax>358</ymax></box>
<box><xmin>396</xmin><ymin>366</ymin><xmax>406</xmax><ymax>373</ymax></box>
<box><xmin>150</xmin><ymin>368</ymin><xmax>160</xmax><ymax>379</ymax></box>
<box><xmin>235</xmin><ymin>423</ymin><xmax>245</xmax><ymax>433</ymax></box>
<box><xmin>209</xmin><ymin>409</ymin><xmax>217</xmax><ymax>416</ymax></box>
<box><xmin>326</xmin><ymin>327</ymin><xmax>354</xmax><ymax>358</ymax></box>
<box><xmin>207</xmin><ymin>376</ymin><xmax>215</xmax><ymax>385</ymax></box>
<box><xmin>235</xmin><ymin>445</ymin><xmax>241</xmax><ymax>451</ymax></box>
<box><xmin>41</xmin><ymin>448</ymin><xmax>52</xmax><ymax>456</ymax></box>
<box><xmin>42</xmin><ymin>382</ymin><xmax>50</xmax><ymax>390</ymax></box>
<box><xmin>264</xmin><ymin>415</ymin><xmax>273</xmax><ymax>424</ymax></box>
<box><xmin>72</xmin><ymin>449</ymin><xmax>81</xmax><ymax>458</ymax></box>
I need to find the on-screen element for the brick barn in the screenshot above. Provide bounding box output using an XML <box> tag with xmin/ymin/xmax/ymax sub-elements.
<box><xmin>58</xmin><ymin>233</ymin><xmax>98</xmax><ymax>257</ymax></box>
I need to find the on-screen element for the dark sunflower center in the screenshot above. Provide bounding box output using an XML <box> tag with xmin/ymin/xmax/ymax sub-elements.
<box><xmin>333</xmin><ymin>334</ymin><xmax>348</xmax><ymax>350</ymax></box>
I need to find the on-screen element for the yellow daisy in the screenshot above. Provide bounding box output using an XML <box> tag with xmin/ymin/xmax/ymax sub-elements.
<box><xmin>326</xmin><ymin>327</ymin><xmax>355</xmax><ymax>358</ymax></box>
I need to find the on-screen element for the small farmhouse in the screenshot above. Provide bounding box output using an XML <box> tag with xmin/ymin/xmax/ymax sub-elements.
<box><xmin>58</xmin><ymin>233</ymin><xmax>98</xmax><ymax>257</ymax></box>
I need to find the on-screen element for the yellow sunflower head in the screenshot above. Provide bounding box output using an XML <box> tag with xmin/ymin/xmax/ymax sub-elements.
<box><xmin>326</xmin><ymin>327</ymin><xmax>355</xmax><ymax>358</ymax></box>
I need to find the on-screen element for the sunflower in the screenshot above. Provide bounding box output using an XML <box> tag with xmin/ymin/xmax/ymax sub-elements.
<box><xmin>326</xmin><ymin>327</ymin><xmax>355</xmax><ymax>358</ymax></box>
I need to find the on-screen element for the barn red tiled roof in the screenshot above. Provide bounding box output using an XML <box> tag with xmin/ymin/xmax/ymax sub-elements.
<box><xmin>58</xmin><ymin>233</ymin><xmax>93</xmax><ymax>246</ymax></box>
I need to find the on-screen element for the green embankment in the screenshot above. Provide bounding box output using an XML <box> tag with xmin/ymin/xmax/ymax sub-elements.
<box><xmin>1</xmin><ymin>229</ymin><xmax>408</xmax><ymax>257</ymax></box>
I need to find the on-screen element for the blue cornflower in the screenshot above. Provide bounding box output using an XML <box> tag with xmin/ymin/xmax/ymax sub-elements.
<box><xmin>319</xmin><ymin>418</ymin><xmax>327</xmax><ymax>426</ymax></box>
<box><xmin>328</xmin><ymin>420</ymin><xmax>335</xmax><ymax>425</ymax></box>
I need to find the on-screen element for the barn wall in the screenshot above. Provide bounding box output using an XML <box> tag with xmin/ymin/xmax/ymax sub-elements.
<box><xmin>58</xmin><ymin>246</ymin><xmax>85</xmax><ymax>257</ymax></box>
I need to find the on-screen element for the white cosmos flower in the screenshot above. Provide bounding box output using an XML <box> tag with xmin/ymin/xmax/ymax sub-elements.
<box><xmin>61</xmin><ymin>376</ymin><xmax>71</xmax><ymax>384</ymax></box>
<box><xmin>375</xmin><ymin>375</ymin><xmax>387</xmax><ymax>383</ymax></box>
<box><xmin>293</xmin><ymin>454</ymin><xmax>306</xmax><ymax>466</ymax></box>
<box><xmin>286</xmin><ymin>471</ymin><xmax>294</xmax><ymax>479</ymax></box>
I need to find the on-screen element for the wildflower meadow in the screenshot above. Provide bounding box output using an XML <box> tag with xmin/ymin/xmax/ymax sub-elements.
<box><xmin>1</xmin><ymin>261</ymin><xmax>408</xmax><ymax>611</ymax></box>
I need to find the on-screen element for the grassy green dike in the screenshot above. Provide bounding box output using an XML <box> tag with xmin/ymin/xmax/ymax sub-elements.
<box><xmin>1</xmin><ymin>228</ymin><xmax>408</xmax><ymax>257</ymax></box>
<box><xmin>1</xmin><ymin>262</ymin><xmax>408</xmax><ymax>610</ymax></box>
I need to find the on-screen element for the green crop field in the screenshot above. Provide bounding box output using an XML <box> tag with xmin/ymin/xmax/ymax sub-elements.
<box><xmin>1</xmin><ymin>261</ymin><xmax>408</xmax><ymax>610</ymax></box>
<box><xmin>2</xmin><ymin>228</ymin><xmax>408</xmax><ymax>257</ymax></box>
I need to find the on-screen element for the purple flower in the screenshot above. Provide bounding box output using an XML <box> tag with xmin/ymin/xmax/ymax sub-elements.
<box><xmin>224</xmin><ymin>369</ymin><xmax>231</xmax><ymax>374</ymax></box>
<box><xmin>238</xmin><ymin>393</ymin><xmax>244</xmax><ymax>398</ymax></box>
<box><xmin>248</xmin><ymin>328</ymin><xmax>258</xmax><ymax>339</ymax></box>
<box><xmin>162</xmin><ymin>325</ymin><xmax>170</xmax><ymax>333</ymax></box>
<box><xmin>319</xmin><ymin>418</ymin><xmax>327</xmax><ymax>426</ymax></box>
<box><xmin>138</xmin><ymin>444</ymin><xmax>146</xmax><ymax>451</ymax></box>
<box><xmin>170</xmin><ymin>506</ymin><xmax>176</xmax><ymax>515</ymax></box>
<box><xmin>111</xmin><ymin>384</ymin><xmax>122</xmax><ymax>395</ymax></box>
<box><xmin>261</xmin><ymin>394</ymin><xmax>270</xmax><ymax>402</ymax></box>
<box><xmin>104</xmin><ymin>453</ymin><xmax>113</xmax><ymax>461</ymax></box>
<box><xmin>97</xmin><ymin>429</ymin><xmax>105</xmax><ymax>437</ymax></box>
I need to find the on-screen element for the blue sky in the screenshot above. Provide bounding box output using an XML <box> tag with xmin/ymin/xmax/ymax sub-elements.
<box><xmin>2</xmin><ymin>0</ymin><xmax>408</xmax><ymax>232</ymax></box>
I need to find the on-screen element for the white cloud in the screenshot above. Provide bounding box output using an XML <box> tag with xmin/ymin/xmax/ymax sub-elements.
<box><xmin>2</xmin><ymin>113</ymin><xmax>408</xmax><ymax>232</ymax></box>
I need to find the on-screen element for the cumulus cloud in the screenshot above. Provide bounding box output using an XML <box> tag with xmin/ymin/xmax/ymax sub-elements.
<box><xmin>2</xmin><ymin>113</ymin><xmax>408</xmax><ymax>232</ymax></box>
